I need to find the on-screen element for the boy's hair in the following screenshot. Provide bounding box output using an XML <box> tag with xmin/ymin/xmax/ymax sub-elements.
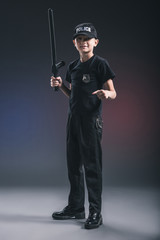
<box><xmin>73</xmin><ymin>23</ymin><xmax>97</xmax><ymax>40</ymax></box>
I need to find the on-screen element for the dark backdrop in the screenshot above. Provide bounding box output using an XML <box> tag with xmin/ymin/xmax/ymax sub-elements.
<box><xmin>0</xmin><ymin>0</ymin><xmax>159</xmax><ymax>187</ymax></box>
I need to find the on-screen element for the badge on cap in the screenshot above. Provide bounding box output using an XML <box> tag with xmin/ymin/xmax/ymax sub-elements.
<box><xmin>76</xmin><ymin>27</ymin><xmax>91</xmax><ymax>33</ymax></box>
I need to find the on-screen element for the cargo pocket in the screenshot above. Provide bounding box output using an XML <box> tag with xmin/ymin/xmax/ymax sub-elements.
<box><xmin>95</xmin><ymin>116</ymin><xmax>103</xmax><ymax>140</ymax></box>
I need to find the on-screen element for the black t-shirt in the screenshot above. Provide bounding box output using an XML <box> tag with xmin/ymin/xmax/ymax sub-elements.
<box><xmin>65</xmin><ymin>55</ymin><xmax>115</xmax><ymax>115</ymax></box>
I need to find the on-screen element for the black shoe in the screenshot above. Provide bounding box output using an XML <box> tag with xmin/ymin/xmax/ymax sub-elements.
<box><xmin>52</xmin><ymin>205</ymin><xmax>85</xmax><ymax>220</ymax></box>
<box><xmin>84</xmin><ymin>212</ymin><xmax>103</xmax><ymax>229</ymax></box>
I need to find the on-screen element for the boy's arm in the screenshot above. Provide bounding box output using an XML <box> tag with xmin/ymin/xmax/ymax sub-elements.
<box><xmin>92</xmin><ymin>79</ymin><xmax>117</xmax><ymax>100</ymax></box>
<box><xmin>50</xmin><ymin>76</ymin><xmax>71</xmax><ymax>98</ymax></box>
<box><xmin>60</xmin><ymin>83</ymin><xmax>71</xmax><ymax>98</ymax></box>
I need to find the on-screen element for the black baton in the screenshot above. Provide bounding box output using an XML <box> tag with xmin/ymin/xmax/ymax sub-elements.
<box><xmin>48</xmin><ymin>8</ymin><xmax>65</xmax><ymax>91</ymax></box>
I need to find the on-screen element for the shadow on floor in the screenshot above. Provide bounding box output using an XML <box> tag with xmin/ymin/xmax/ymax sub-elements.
<box><xmin>0</xmin><ymin>213</ymin><xmax>159</xmax><ymax>240</ymax></box>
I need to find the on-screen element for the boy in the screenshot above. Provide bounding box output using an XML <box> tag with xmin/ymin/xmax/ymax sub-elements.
<box><xmin>50</xmin><ymin>23</ymin><xmax>116</xmax><ymax>229</ymax></box>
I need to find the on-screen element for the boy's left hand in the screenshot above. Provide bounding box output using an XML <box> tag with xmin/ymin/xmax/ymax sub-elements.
<box><xmin>92</xmin><ymin>90</ymin><xmax>110</xmax><ymax>100</ymax></box>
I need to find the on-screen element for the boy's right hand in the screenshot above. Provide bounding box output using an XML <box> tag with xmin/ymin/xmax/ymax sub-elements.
<box><xmin>50</xmin><ymin>76</ymin><xmax>62</xmax><ymax>88</ymax></box>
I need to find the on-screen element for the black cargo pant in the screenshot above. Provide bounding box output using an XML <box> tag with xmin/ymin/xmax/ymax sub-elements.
<box><xmin>66</xmin><ymin>113</ymin><xmax>103</xmax><ymax>214</ymax></box>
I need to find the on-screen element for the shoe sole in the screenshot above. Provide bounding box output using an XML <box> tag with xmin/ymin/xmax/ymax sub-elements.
<box><xmin>84</xmin><ymin>218</ymin><xmax>103</xmax><ymax>229</ymax></box>
<box><xmin>52</xmin><ymin>212</ymin><xmax>85</xmax><ymax>220</ymax></box>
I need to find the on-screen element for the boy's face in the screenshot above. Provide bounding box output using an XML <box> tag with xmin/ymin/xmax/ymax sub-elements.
<box><xmin>73</xmin><ymin>35</ymin><xmax>99</xmax><ymax>55</ymax></box>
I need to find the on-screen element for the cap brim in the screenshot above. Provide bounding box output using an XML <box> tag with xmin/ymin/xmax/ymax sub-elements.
<box><xmin>73</xmin><ymin>32</ymin><xmax>96</xmax><ymax>40</ymax></box>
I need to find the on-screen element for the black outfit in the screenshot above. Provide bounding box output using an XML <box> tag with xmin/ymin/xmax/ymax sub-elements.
<box><xmin>65</xmin><ymin>55</ymin><xmax>115</xmax><ymax>214</ymax></box>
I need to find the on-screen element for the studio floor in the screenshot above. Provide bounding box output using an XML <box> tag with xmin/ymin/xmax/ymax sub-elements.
<box><xmin>0</xmin><ymin>187</ymin><xmax>159</xmax><ymax>240</ymax></box>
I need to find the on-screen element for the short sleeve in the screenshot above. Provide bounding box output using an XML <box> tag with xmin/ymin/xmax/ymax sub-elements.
<box><xmin>98</xmin><ymin>58</ymin><xmax>115</xmax><ymax>84</ymax></box>
<box><xmin>65</xmin><ymin>65</ymin><xmax>72</xmax><ymax>83</ymax></box>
